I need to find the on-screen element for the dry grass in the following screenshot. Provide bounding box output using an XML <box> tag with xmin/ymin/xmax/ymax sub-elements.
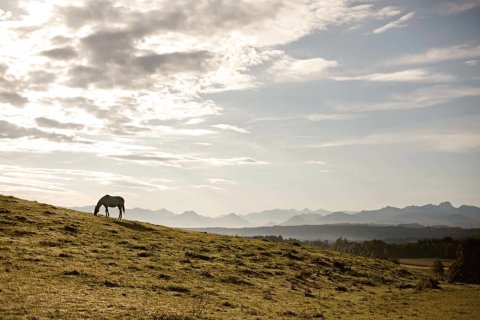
<box><xmin>1</xmin><ymin>194</ymin><xmax>479</xmax><ymax>319</ymax></box>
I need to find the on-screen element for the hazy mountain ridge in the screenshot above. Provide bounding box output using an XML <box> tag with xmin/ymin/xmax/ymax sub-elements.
<box><xmin>192</xmin><ymin>224</ymin><xmax>480</xmax><ymax>243</ymax></box>
<box><xmin>71</xmin><ymin>201</ymin><xmax>480</xmax><ymax>228</ymax></box>
<box><xmin>282</xmin><ymin>202</ymin><xmax>480</xmax><ymax>228</ymax></box>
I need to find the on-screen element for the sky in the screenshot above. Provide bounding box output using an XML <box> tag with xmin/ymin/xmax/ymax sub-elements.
<box><xmin>1</xmin><ymin>0</ymin><xmax>479</xmax><ymax>216</ymax></box>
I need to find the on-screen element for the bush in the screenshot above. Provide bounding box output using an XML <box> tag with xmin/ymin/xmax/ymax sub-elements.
<box><xmin>415</xmin><ymin>277</ymin><xmax>440</xmax><ymax>290</ymax></box>
<box><xmin>387</xmin><ymin>256</ymin><xmax>400</xmax><ymax>264</ymax></box>
<box><xmin>430</xmin><ymin>258</ymin><xmax>444</xmax><ymax>280</ymax></box>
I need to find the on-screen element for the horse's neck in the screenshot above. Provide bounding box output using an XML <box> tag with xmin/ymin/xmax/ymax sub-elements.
<box><xmin>97</xmin><ymin>197</ymin><xmax>108</xmax><ymax>207</ymax></box>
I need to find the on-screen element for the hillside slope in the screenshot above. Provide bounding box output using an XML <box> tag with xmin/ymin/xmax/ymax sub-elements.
<box><xmin>1</xmin><ymin>194</ymin><xmax>479</xmax><ymax>319</ymax></box>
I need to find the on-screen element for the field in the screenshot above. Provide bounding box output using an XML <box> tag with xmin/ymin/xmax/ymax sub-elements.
<box><xmin>1</xmin><ymin>194</ymin><xmax>479</xmax><ymax>319</ymax></box>
<box><xmin>399</xmin><ymin>258</ymin><xmax>455</xmax><ymax>268</ymax></box>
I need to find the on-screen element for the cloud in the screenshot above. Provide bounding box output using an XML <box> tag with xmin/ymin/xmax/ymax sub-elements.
<box><xmin>373</xmin><ymin>11</ymin><xmax>415</xmax><ymax>34</ymax></box>
<box><xmin>135</xmin><ymin>51</ymin><xmax>216</xmax><ymax>74</ymax></box>
<box><xmin>193</xmin><ymin>185</ymin><xmax>221</xmax><ymax>191</ymax></box>
<box><xmin>36</xmin><ymin>117</ymin><xmax>85</xmax><ymax>130</ymax></box>
<box><xmin>305</xmin><ymin>160</ymin><xmax>327</xmax><ymax>165</ymax></box>
<box><xmin>0</xmin><ymin>0</ymin><xmax>26</xmax><ymax>21</ymax></box>
<box><xmin>108</xmin><ymin>152</ymin><xmax>267</xmax><ymax>167</ymax></box>
<box><xmin>212</xmin><ymin>124</ymin><xmax>249</xmax><ymax>133</ymax></box>
<box><xmin>306</xmin><ymin>113</ymin><xmax>363</xmax><ymax>121</ymax></box>
<box><xmin>40</xmin><ymin>46</ymin><xmax>78</xmax><ymax>60</ymax></box>
<box><xmin>184</xmin><ymin>118</ymin><xmax>205</xmax><ymax>125</ymax></box>
<box><xmin>59</xmin><ymin>0</ymin><xmax>123</xmax><ymax>28</ymax></box>
<box><xmin>334</xmin><ymin>69</ymin><xmax>455</xmax><ymax>83</ymax></box>
<box><xmin>0</xmin><ymin>0</ymin><xmax>407</xmax><ymax>153</ymax></box>
<box><xmin>0</xmin><ymin>9</ymin><xmax>13</xmax><ymax>21</ymax></box>
<box><xmin>207</xmin><ymin>178</ymin><xmax>237</xmax><ymax>185</ymax></box>
<box><xmin>0</xmin><ymin>91</ymin><xmax>28</xmax><ymax>107</ymax></box>
<box><xmin>267</xmin><ymin>55</ymin><xmax>338</xmax><ymax>83</ymax></box>
<box><xmin>67</xmin><ymin>65</ymin><xmax>103</xmax><ymax>88</ymax></box>
<box><xmin>437</xmin><ymin>1</ymin><xmax>480</xmax><ymax>15</ymax></box>
<box><xmin>388</xmin><ymin>44</ymin><xmax>480</xmax><ymax>66</ymax></box>
<box><xmin>0</xmin><ymin>164</ymin><xmax>174</xmax><ymax>195</ymax></box>
<box><xmin>27</xmin><ymin>71</ymin><xmax>56</xmax><ymax>89</ymax></box>
<box><xmin>309</xmin><ymin>131</ymin><xmax>480</xmax><ymax>152</ymax></box>
<box><xmin>80</xmin><ymin>28</ymin><xmax>134</xmax><ymax>64</ymax></box>
<box><xmin>54</xmin><ymin>96</ymin><xmax>221</xmax><ymax>136</ymax></box>
<box><xmin>150</xmin><ymin>126</ymin><xmax>214</xmax><ymax>136</ymax></box>
<box><xmin>466</xmin><ymin>60</ymin><xmax>478</xmax><ymax>66</ymax></box>
<box><xmin>335</xmin><ymin>85</ymin><xmax>480</xmax><ymax>112</ymax></box>
<box><xmin>0</xmin><ymin>120</ymin><xmax>89</xmax><ymax>144</ymax></box>
<box><xmin>250</xmin><ymin>113</ymin><xmax>362</xmax><ymax>123</ymax></box>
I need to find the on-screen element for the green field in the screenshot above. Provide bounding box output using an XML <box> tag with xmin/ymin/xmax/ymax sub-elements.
<box><xmin>1</xmin><ymin>194</ymin><xmax>479</xmax><ymax>319</ymax></box>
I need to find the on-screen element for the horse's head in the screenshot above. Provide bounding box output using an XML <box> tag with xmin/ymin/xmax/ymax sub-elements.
<box><xmin>93</xmin><ymin>205</ymin><xmax>99</xmax><ymax>216</ymax></box>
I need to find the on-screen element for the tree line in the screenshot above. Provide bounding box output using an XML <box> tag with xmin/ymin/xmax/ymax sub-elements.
<box><xmin>252</xmin><ymin>235</ymin><xmax>467</xmax><ymax>259</ymax></box>
<box><xmin>252</xmin><ymin>235</ymin><xmax>480</xmax><ymax>283</ymax></box>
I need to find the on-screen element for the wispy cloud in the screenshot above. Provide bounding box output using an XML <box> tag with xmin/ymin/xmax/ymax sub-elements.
<box><xmin>249</xmin><ymin>113</ymin><xmax>362</xmax><ymax>123</ymax></box>
<box><xmin>267</xmin><ymin>55</ymin><xmax>338</xmax><ymax>83</ymax></box>
<box><xmin>184</xmin><ymin>118</ymin><xmax>206</xmax><ymax>125</ymax></box>
<box><xmin>306</xmin><ymin>160</ymin><xmax>327</xmax><ymax>165</ymax></box>
<box><xmin>0</xmin><ymin>120</ymin><xmax>90</xmax><ymax>144</ymax></box>
<box><xmin>248</xmin><ymin>116</ymin><xmax>299</xmax><ymax>123</ymax></box>
<box><xmin>437</xmin><ymin>1</ymin><xmax>480</xmax><ymax>15</ymax></box>
<box><xmin>207</xmin><ymin>178</ymin><xmax>237</xmax><ymax>185</ymax></box>
<box><xmin>305</xmin><ymin>113</ymin><xmax>363</xmax><ymax>121</ymax></box>
<box><xmin>0</xmin><ymin>165</ymin><xmax>175</xmax><ymax>195</ymax></box>
<box><xmin>35</xmin><ymin>117</ymin><xmax>85</xmax><ymax>130</ymax></box>
<box><xmin>212</xmin><ymin>124</ymin><xmax>250</xmax><ymax>133</ymax></box>
<box><xmin>193</xmin><ymin>185</ymin><xmax>221</xmax><ymax>191</ymax></box>
<box><xmin>108</xmin><ymin>152</ymin><xmax>268</xmax><ymax>167</ymax></box>
<box><xmin>335</xmin><ymin>85</ymin><xmax>480</xmax><ymax>112</ymax></box>
<box><xmin>303</xmin><ymin>131</ymin><xmax>480</xmax><ymax>152</ymax></box>
<box><xmin>373</xmin><ymin>11</ymin><xmax>415</xmax><ymax>34</ymax></box>
<box><xmin>334</xmin><ymin>69</ymin><xmax>455</xmax><ymax>83</ymax></box>
<box><xmin>388</xmin><ymin>44</ymin><xmax>480</xmax><ymax>66</ymax></box>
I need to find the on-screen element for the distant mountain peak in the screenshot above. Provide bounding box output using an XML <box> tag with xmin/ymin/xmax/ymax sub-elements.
<box><xmin>384</xmin><ymin>205</ymin><xmax>398</xmax><ymax>210</ymax></box>
<box><xmin>439</xmin><ymin>201</ymin><xmax>454</xmax><ymax>208</ymax></box>
<box><xmin>225</xmin><ymin>212</ymin><xmax>238</xmax><ymax>217</ymax></box>
<box><xmin>181</xmin><ymin>210</ymin><xmax>199</xmax><ymax>216</ymax></box>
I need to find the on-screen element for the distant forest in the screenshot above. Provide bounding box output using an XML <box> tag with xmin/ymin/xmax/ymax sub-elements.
<box><xmin>251</xmin><ymin>235</ymin><xmax>476</xmax><ymax>259</ymax></box>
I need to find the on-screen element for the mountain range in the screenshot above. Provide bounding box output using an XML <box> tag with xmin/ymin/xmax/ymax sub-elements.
<box><xmin>71</xmin><ymin>201</ymin><xmax>480</xmax><ymax>229</ymax></box>
<box><xmin>192</xmin><ymin>224</ymin><xmax>480</xmax><ymax>243</ymax></box>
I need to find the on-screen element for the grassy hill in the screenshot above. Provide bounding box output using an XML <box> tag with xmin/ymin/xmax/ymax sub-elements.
<box><xmin>1</xmin><ymin>194</ymin><xmax>479</xmax><ymax>319</ymax></box>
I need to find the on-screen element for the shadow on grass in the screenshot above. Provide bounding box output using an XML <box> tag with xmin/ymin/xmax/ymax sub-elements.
<box><xmin>112</xmin><ymin>220</ymin><xmax>156</xmax><ymax>232</ymax></box>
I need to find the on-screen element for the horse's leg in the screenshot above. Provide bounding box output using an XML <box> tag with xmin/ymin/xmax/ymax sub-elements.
<box><xmin>105</xmin><ymin>205</ymin><xmax>109</xmax><ymax>217</ymax></box>
<box><xmin>117</xmin><ymin>205</ymin><xmax>122</xmax><ymax>219</ymax></box>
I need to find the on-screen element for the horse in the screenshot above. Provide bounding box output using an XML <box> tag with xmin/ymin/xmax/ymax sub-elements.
<box><xmin>94</xmin><ymin>195</ymin><xmax>125</xmax><ymax>219</ymax></box>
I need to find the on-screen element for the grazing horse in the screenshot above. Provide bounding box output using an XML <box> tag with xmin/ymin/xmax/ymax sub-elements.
<box><xmin>94</xmin><ymin>195</ymin><xmax>125</xmax><ymax>219</ymax></box>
